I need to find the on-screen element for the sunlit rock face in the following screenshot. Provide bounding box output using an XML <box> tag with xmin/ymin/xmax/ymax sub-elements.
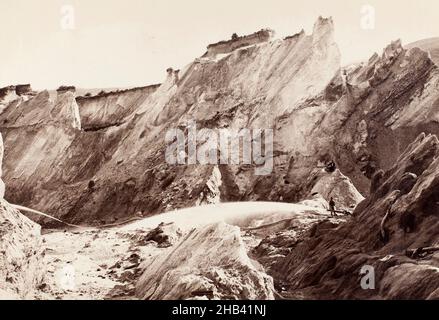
<box><xmin>76</xmin><ymin>85</ymin><xmax>160</xmax><ymax>131</ymax></box>
<box><xmin>310</xmin><ymin>169</ymin><xmax>364</xmax><ymax>211</ymax></box>
<box><xmin>0</xmin><ymin>16</ymin><xmax>438</xmax><ymax>227</ymax></box>
<box><xmin>136</xmin><ymin>222</ymin><xmax>275</xmax><ymax>300</ymax></box>
<box><xmin>0</xmin><ymin>84</ymin><xmax>35</xmax><ymax>113</ymax></box>
<box><xmin>204</xmin><ymin>29</ymin><xmax>275</xmax><ymax>57</ymax></box>
<box><xmin>0</xmin><ymin>17</ymin><xmax>341</xmax><ymax>225</ymax></box>
<box><xmin>268</xmin><ymin>133</ymin><xmax>439</xmax><ymax>299</ymax></box>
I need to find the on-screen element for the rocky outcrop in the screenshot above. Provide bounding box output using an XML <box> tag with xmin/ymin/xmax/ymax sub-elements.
<box><xmin>56</xmin><ymin>86</ymin><xmax>76</xmax><ymax>94</ymax></box>
<box><xmin>0</xmin><ymin>86</ymin><xmax>16</xmax><ymax>101</ymax></box>
<box><xmin>142</xmin><ymin>222</ymin><xmax>182</xmax><ymax>247</ymax></box>
<box><xmin>76</xmin><ymin>85</ymin><xmax>159</xmax><ymax>131</ymax></box>
<box><xmin>0</xmin><ymin>84</ymin><xmax>34</xmax><ymax>112</ymax></box>
<box><xmin>204</xmin><ymin>29</ymin><xmax>274</xmax><ymax>57</ymax></box>
<box><xmin>15</xmin><ymin>84</ymin><xmax>32</xmax><ymax>96</ymax></box>
<box><xmin>0</xmin><ymin>84</ymin><xmax>33</xmax><ymax>100</ymax></box>
<box><xmin>310</xmin><ymin>169</ymin><xmax>364</xmax><ymax>211</ymax></box>
<box><xmin>0</xmin><ymin>201</ymin><xmax>45</xmax><ymax>299</ymax></box>
<box><xmin>0</xmin><ymin>90</ymin><xmax>81</xmax><ymax>129</ymax></box>
<box><xmin>320</xmin><ymin>38</ymin><xmax>439</xmax><ymax>195</ymax></box>
<box><xmin>269</xmin><ymin>133</ymin><xmax>439</xmax><ymax>299</ymax></box>
<box><xmin>136</xmin><ymin>222</ymin><xmax>275</xmax><ymax>300</ymax></box>
<box><xmin>0</xmin><ymin>133</ymin><xmax>44</xmax><ymax>299</ymax></box>
<box><xmin>407</xmin><ymin>37</ymin><xmax>439</xmax><ymax>66</ymax></box>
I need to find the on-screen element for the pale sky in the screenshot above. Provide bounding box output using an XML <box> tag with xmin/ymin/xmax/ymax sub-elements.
<box><xmin>0</xmin><ymin>0</ymin><xmax>438</xmax><ymax>90</ymax></box>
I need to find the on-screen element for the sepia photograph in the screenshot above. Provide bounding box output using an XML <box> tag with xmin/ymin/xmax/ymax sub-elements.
<box><xmin>0</xmin><ymin>0</ymin><xmax>439</xmax><ymax>311</ymax></box>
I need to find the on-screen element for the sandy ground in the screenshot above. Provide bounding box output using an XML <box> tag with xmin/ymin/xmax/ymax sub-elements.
<box><xmin>33</xmin><ymin>202</ymin><xmax>329</xmax><ymax>300</ymax></box>
<box><xmin>36</xmin><ymin>225</ymin><xmax>163</xmax><ymax>300</ymax></box>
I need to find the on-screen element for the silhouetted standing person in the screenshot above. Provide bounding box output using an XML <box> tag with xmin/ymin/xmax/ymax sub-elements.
<box><xmin>329</xmin><ymin>197</ymin><xmax>336</xmax><ymax>217</ymax></box>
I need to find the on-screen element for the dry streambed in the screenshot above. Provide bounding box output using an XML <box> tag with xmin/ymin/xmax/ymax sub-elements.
<box><xmin>34</xmin><ymin>202</ymin><xmax>330</xmax><ymax>300</ymax></box>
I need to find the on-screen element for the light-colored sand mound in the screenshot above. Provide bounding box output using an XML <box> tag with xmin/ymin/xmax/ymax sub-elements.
<box><xmin>136</xmin><ymin>222</ymin><xmax>275</xmax><ymax>300</ymax></box>
<box><xmin>121</xmin><ymin>201</ymin><xmax>328</xmax><ymax>232</ymax></box>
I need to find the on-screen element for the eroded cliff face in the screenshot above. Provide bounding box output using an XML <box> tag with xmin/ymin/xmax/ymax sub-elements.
<box><xmin>0</xmin><ymin>17</ymin><xmax>438</xmax><ymax>227</ymax></box>
<box><xmin>76</xmin><ymin>85</ymin><xmax>160</xmax><ymax>131</ymax></box>
<box><xmin>0</xmin><ymin>84</ymin><xmax>35</xmax><ymax>114</ymax></box>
